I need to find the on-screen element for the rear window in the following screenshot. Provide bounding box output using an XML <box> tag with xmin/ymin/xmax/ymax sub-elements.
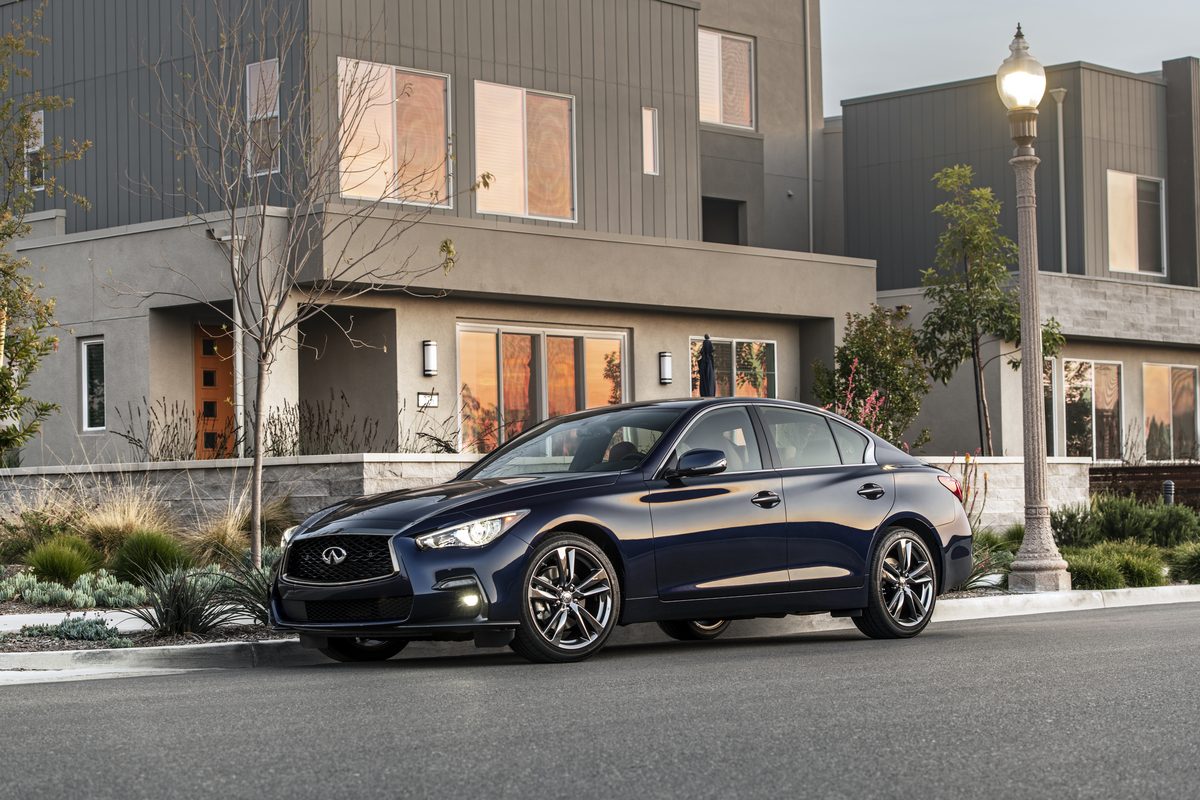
<box><xmin>830</xmin><ymin>421</ymin><xmax>870</xmax><ymax>464</ymax></box>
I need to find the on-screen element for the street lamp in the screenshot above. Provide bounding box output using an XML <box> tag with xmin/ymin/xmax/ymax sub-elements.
<box><xmin>996</xmin><ymin>25</ymin><xmax>1071</xmax><ymax>592</ymax></box>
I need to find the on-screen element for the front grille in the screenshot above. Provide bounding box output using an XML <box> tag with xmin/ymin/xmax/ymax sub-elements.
<box><xmin>284</xmin><ymin>534</ymin><xmax>395</xmax><ymax>583</ymax></box>
<box><xmin>303</xmin><ymin>596</ymin><xmax>414</xmax><ymax>623</ymax></box>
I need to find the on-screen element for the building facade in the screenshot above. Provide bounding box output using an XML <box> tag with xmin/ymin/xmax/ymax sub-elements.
<box><xmin>8</xmin><ymin>0</ymin><xmax>872</xmax><ymax>466</ymax></box>
<box><xmin>831</xmin><ymin>58</ymin><xmax>1200</xmax><ymax>462</ymax></box>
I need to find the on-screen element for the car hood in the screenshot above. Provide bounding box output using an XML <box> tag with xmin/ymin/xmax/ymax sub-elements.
<box><xmin>298</xmin><ymin>472</ymin><xmax>621</xmax><ymax>536</ymax></box>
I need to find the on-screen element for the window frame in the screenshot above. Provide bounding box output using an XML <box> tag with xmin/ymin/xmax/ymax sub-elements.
<box><xmin>1044</xmin><ymin>356</ymin><xmax>1059</xmax><ymax>457</ymax></box>
<box><xmin>689</xmin><ymin>335</ymin><xmax>778</xmax><ymax>399</ymax></box>
<box><xmin>246</xmin><ymin>59</ymin><xmax>281</xmax><ymax>177</ymax></box>
<box><xmin>337</xmin><ymin>58</ymin><xmax>455</xmax><ymax>209</ymax></box>
<box><xmin>641</xmin><ymin>106</ymin><xmax>660</xmax><ymax>176</ymax></box>
<box><xmin>697</xmin><ymin>27</ymin><xmax>757</xmax><ymax>131</ymax></box>
<box><xmin>1142</xmin><ymin>362</ymin><xmax>1200</xmax><ymax>463</ymax></box>
<box><xmin>80</xmin><ymin>337</ymin><xmax>106</xmax><ymax>433</ymax></box>
<box><xmin>472</xmin><ymin>80</ymin><xmax>578</xmax><ymax>223</ymax></box>
<box><xmin>1061</xmin><ymin>357</ymin><xmax>1125</xmax><ymax>462</ymax></box>
<box><xmin>456</xmin><ymin>322</ymin><xmax>628</xmax><ymax>452</ymax></box>
<box><xmin>26</xmin><ymin>108</ymin><xmax>44</xmax><ymax>191</ymax></box>
<box><xmin>1105</xmin><ymin>169</ymin><xmax>1167</xmax><ymax>276</ymax></box>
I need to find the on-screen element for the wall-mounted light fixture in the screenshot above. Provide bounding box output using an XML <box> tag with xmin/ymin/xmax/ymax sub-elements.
<box><xmin>423</xmin><ymin>340</ymin><xmax>438</xmax><ymax>377</ymax></box>
<box><xmin>659</xmin><ymin>351</ymin><xmax>673</xmax><ymax>385</ymax></box>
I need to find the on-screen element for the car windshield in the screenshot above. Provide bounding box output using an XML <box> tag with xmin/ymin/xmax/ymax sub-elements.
<box><xmin>466</xmin><ymin>407</ymin><xmax>685</xmax><ymax>478</ymax></box>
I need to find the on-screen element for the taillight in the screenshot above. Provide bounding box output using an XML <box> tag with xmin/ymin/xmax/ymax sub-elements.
<box><xmin>938</xmin><ymin>474</ymin><xmax>964</xmax><ymax>502</ymax></box>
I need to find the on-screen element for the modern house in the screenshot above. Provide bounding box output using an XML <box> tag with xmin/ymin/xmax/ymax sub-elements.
<box><xmin>7</xmin><ymin>0</ymin><xmax>874</xmax><ymax>467</ymax></box>
<box><xmin>828</xmin><ymin>57</ymin><xmax>1200</xmax><ymax>463</ymax></box>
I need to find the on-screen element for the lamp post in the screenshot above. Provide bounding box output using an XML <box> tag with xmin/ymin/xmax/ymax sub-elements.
<box><xmin>996</xmin><ymin>25</ymin><xmax>1071</xmax><ymax>592</ymax></box>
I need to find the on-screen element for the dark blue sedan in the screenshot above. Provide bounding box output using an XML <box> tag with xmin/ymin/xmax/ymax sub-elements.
<box><xmin>271</xmin><ymin>398</ymin><xmax>973</xmax><ymax>663</ymax></box>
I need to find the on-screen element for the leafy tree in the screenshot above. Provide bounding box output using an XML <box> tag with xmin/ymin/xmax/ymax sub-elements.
<box><xmin>0</xmin><ymin>5</ymin><xmax>90</xmax><ymax>453</ymax></box>
<box><xmin>814</xmin><ymin>305</ymin><xmax>930</xmax><ymax>447</ymax></box>
<box><xmin>916</xmin><ymin>164</ymin><xmax>1063</xmax><ymax>455</ymax></box>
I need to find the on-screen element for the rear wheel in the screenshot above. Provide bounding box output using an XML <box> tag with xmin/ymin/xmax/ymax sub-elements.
<box><xmin>854</xmin><ymin>527</ymin><xmax>937</xmax><ymax>640</ymax></box>
<box><xmin>511</xmin><ymin>534</ymin><xmax>621</xmax><ymax>663</ymax></box>
<box><xmin>318</xmin><ymin>637</ymin><xmax>408</xmax><ymax>662</ymax></box>
<box><xmin>657</xmin><ymin>619</ymin><xmax>730</xmax><ymax>641</ymax></box>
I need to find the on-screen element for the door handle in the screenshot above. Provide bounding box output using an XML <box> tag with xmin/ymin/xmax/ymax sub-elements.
<box><xmin>857</xmin><ymin>483</ymin><xmax>886</xmax><ymax>500</ymax></box>
<box><xmin>751</xmin><ymin>490</ymin><xmax>781</xmax><ymax>509</ymax></box>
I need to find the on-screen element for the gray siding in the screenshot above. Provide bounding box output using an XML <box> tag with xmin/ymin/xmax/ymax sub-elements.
<box><xmin>308</xmin><ymin>0</ymin><xmax>702</xmax><ymax>241</ymax></box>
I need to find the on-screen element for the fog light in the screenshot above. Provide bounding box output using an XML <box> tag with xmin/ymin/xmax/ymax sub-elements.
<box><xmin>461</xmin><ymin>592</ymin><xmax>480</xmax><ymax>608</ymax></box>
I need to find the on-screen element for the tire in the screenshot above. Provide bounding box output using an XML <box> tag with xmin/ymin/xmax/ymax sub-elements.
<box><xmin>510</xmin><ymin>534</ymin><xmax>622</xmax><ymax>663</ymax></box>
<box><xmin>318</xmin><ymin>637</ymin><xmax>409</xmax><ymax>663</ymax></box>
<box><xmin>853</xmin><ymin>527</ymin><xmax>938</xmax><ymax>640</ymax></box>
<box><xmin>657</xmin><ymin>619</ymin><xmax>731</xmax><ymax>641</ymax></box>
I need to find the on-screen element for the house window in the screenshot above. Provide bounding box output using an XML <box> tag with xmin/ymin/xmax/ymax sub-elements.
<box><xmin>1144</xmin><ymin>364</ymin><xmax>1198</xmax><ymax>461</ymax></box>
<box><xmin>26</xmin><ymin>109</ymin><xmax>44</xmax><ymax>190</ymax></box>
<box><xmin>458</xmin><ymin>325</ymin><xmax>625</xmax><ymax>453</ymax></box>
<box><xmin>1063</xmin><ymin>360</ymin><xmax>1122</xmax><ymax>460</ymax></box>
<box><xmin>80</xmin><ymin>338</ymin><xmax>105</xmax><ymax>431</ymax></box>
<box><xmin>641</xmin><ymin>107</ymin><xmax>660</xmax><ymax>175</ymax></box>
<box><xmin>1043</xmin><ymin>358</ymin><xmax>1057</xmax><ymax>457</ymax></box>
<box><xmin>689</xmin><ymin>338</ymin><xmax>776</xmax><ymax>399</ymax></box>
<box><xmin>1107</xmin><ymin>170</ymin><xmax>1165</xmax><ymax>274</ymax></box>
<box><xmin>698</xmin><ymin>28</ymin><xmax>755</xmax><ymax>129</ymax></box>
<box><xmin>474</xmin><ymin>81</ymin><xmax>575</xmax><ymax>221</ymax></box>
<box><xmin>338</xmin><ymin>59</ymin><xmax>452</xmax><ymax>206</ymax></box>
<box><xmin>246</xmin><ymin>59</ymin><xmax>280</xmax><ymax>176</ymax></box>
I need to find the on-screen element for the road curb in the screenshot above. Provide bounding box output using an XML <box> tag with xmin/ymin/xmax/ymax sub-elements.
<box><xmin>3</xmin><ymin>584</ymin><xmax>1198</xmax><ymax>672</ymax></box>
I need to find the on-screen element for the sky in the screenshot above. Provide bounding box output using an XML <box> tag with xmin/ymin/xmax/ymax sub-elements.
<box><xmin>822</xmin><ymin>0</ymin><xmax>1200</xmax><ymax>116</ymax></box>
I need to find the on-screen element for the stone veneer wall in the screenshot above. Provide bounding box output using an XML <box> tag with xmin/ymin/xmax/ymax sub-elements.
<box><xmin>924</xmin><ymin>456</ymin><xmax>1093</xmax><ymax>532</ymax></box>
<box><xmin>0</xmin><ymin>454</ymin><xmax>480</xmax><ymax>529</ymax></box>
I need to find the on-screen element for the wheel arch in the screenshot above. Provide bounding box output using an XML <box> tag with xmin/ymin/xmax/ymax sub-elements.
<box><xmin>878</xmin><ymin>515</ymin><xmax>947</xmax><ymax>595</ymax></box>
<box><xmin>536</xmin><ymin>519</ymin><xmax>627</xmax><ymax>594</ymax></box>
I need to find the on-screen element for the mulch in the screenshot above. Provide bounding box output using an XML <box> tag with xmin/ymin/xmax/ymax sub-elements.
<box><xmin>0</xmin><ymin>624</ymin><xmax>295</xmax><ymax>653</ymax></box>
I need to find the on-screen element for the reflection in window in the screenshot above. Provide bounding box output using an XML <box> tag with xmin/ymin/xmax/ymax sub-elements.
<box><xmin>674</xmin><ymin>406</ymin><xmax>763</xmax><ymax>472</ymax></box>
<box><xmin>698</xmin><ymin>29</ymin><xmax>755</xmax><ymax>129</ymax></box>
<box><xmin>82</xmin><ymin>339</ymin><xmax>105</xmax><ymax>431</ymax></box>
<box><xmin>1043</xmin><ymin>359</ymin><xmax>1056</xmax><ymax>456</ymax></box>
<box><xmin>459</xmin><ymin>326</ymin><xmax>625</xmax><ymax>453</ymax></box>
<box><xmin>759</xmin><ymin>407</ymin><xmax>841</xmax><ymax>468</ymax></box>
<box><xmin>1145</xmin><ymin>364</ymin><xmax>1198</xmax><ymax>461</ymax></box>
<box><xmin>1063</xmin><ymin>360</ymin><xmax>1122</xmax><ymax>460</ymax></box>
<box><xmin>690</xmin><ymin>338</ymin><xmax>776</xmax><ymax>398</ymax></box>
<box><xmin>1107</xmin><ymin>170</ymin><xmax>1164</xmax><ymax>274</ymax></box>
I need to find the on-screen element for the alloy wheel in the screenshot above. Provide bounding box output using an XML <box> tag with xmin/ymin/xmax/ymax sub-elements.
<box><xmin>879</xmin><ymin>537</ymin><xmax>935</xmax><ymax>628</ymax></box>
<box><xmin>527</xmin><ymin>545</ymin><xmax>614</xmax><ymax>651</ymax></box>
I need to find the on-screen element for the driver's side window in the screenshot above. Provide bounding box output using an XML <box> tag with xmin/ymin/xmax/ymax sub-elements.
<box><xmin>674</xmin><ymin>407</ymin><xmax>763</xmax><ymax>473</ymax></box>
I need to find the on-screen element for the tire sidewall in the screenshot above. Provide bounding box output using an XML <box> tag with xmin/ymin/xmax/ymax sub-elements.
<box><xmin>867</xmin><ymin>527</ymin><xmax>937</xmax><ymax>637</ymax></box>
<box><xmin>515</xmin><ymin>533</ymin><xmax>622</xmax><ymax>662</ymax></box>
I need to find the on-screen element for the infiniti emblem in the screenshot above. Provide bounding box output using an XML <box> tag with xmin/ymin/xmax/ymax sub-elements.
<box><xmin>321</xmin><ymin>546</ymin><xmax>348</xmax><ymax>566</ymax></box>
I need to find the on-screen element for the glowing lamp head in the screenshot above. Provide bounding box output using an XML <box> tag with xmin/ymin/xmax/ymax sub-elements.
<box><xmin>996</xmin><ymin>24</ymin><xmax>1046</xmax><ymax>112</ymax></box>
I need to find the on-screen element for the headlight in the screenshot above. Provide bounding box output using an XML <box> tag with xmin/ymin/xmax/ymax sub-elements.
<box><xmin>415</xmin><ymin>511</ymin><xmax>529</xmax><ymax>550</ymax></box>
<box><xmin>280</xmin><ymin>525</ymin><xmax>299</xmax><ymax>547</ymax></box>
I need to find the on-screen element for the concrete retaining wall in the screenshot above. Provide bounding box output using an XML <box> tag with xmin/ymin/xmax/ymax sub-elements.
<box><xmin>924</xmin><ymin>456</ymin><xmax>1093</xmax><ymax>532</ymax></box>
<box><xmin>0</xmin><ymin>454</ymin><xmax>479</xmax><ymax>529</ymax></box>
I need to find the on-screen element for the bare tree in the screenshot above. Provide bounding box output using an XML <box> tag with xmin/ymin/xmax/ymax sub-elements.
<box><xmin>122</xmin><ymin>2</ymin><xmax>488</xmax><ymax>566</ymax></box>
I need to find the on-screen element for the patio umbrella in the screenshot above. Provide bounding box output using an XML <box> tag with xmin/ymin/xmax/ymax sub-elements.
<box><xmin>697</xmin><ymin>334</ymin><xmax>717</xmax><ymax>397</ymax></box>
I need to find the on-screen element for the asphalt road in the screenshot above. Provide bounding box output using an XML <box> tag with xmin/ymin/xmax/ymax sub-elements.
<box><xmin>2</xmin><ymin>604</ymin><xmax>1199</xmax><ymax>800</ymax></box>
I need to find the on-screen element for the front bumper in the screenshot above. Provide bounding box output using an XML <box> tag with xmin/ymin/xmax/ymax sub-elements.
<box><xmin>271</xmin><ymin>528</ymin><xmax>531</xmax><ymax>646</ymax></box>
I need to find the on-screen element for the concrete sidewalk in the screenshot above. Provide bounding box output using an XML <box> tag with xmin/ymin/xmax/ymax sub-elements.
<box><xmin>2</xmin><ymin>584</ymin><xmax>1198</xmax><ymax>680</ymax></box>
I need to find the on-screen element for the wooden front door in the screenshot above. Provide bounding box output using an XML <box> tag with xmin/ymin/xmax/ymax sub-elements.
<box><xmin>194</xmin><ymin>325</ymin><xmax>236</xmax><ymax>458</ymax></box>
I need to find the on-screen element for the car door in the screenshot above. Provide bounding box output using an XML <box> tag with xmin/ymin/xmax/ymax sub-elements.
<box><xmin>647</xmin><ymin>405</ymin><xmax>788</xmax><ymax>600</ymax></box>
<box><xmin>753</xmin><ymin>406</ymin><xmax>895</xmax><ymax>590</ymax></box>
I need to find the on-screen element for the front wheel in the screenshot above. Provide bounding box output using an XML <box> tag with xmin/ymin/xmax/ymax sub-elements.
<box><xmin>853</xmin><ymin>527</ymin><xmax>937</xmax><ymax>640</ymax></box>
<box><xmin>657</xmin><ymin>619</ymin><xmax>730</xmax><ymax>641</ymax></box>
<box><xmin>511</xmin><ymin>534</ymin><xmax>621</xmax><ymax>663</ymax></box>
<box><xmin>318</xmin><ymin>637</ymin><xmax>408</xmax><ymax>662</ymax></box>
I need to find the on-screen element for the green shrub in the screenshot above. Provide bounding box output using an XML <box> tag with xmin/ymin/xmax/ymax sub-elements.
<box><xmin>999</xmin><ymin>523</ymin><xmax>1025</xmax><ymax>554</ymax></box>
<box><xmin>111</xmin><ymin>531</ymin><xmax>191</xmax><ymax>585</ymax></box>
<box><xmin>1065</xmin><ymin>548</ymin><xmax>1127</xmax><ymax>590</ymax></box>
<box><xmin>73</xmin><ymin>570</ymin><xmax>147</xmax><ymax>608</ymax></box>
<box><xmin>1144</xmin><ymin>504</ymin><xmax>1200</xmax><ymax>548</ymax></box>
<box><xmin>20</xmin><ymin>614</ymin><xmax>132</xmax><ymax>648</ymax></box>
<box><xmin>1052</xmin><ymin>503</ymin><xmax>1099</xmax><ymax>548</ymax></box>
<box><xmin>0</xmin><ymin>569</ymin><xmax>147</xmax><ymax>609</ymax></box>
<box><xmin>1090</xmin><ymin>540</ymin><xmax>1167</xmax><ymax>588</ymax></box>
<box><xmin>1091</xmin><ymin>495</ymin><xmax>1158</xmax><ymax>543</ymax></box>
<box><xmin>960</xmin><ymin>538</ymin><xmax>1014</xmax><ymax>590</ymax></box>
<box><xmin>73</xmin><ymin>486</ymin><xmax>177</xmax><ymax>555</ymax></box>
<box><xmin>126</xmin><ymin>566</ymin><xmax>238</xmax><ymax>635</ymax></box>
<box><xmin>24</xmin><ymin>539</ymin><xmax>100</xmax><ymax>586</ymax></box>
<box><xmin>1168</xmin><ymin>542</ymin><xmax>1200</xmax><ymax>584</ymax></box>
<box><xmin>0</xmin><ymin>508</ymin><xmax>74</xmax><ymax>563</ymax></box>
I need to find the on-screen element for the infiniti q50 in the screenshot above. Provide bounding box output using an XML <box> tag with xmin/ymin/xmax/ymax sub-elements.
<box><xmin>270</xmin><ymin>398</ymin><xmax>973</xmax><ymax>663</ymax></box>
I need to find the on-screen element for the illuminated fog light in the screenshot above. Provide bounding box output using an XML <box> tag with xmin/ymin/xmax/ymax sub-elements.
<box><xmin>461</xmin><ymin>593</ymin><xmax>480</xmax><ymax>608</ymax></box>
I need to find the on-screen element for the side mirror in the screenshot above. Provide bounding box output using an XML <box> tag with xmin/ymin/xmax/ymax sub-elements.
<box><xmin>668</xmin><ymin>448</ymin><xmax>727</xmax><ymax>479</ymax></box>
